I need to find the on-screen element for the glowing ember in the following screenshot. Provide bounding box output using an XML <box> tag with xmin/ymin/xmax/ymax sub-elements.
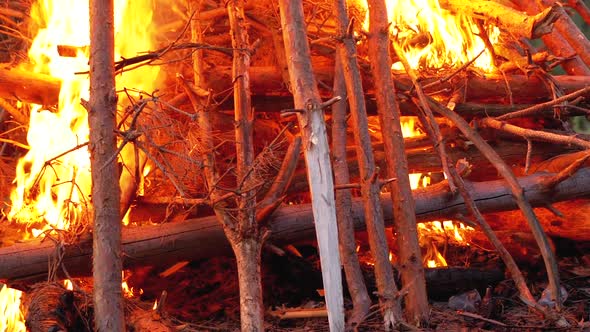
<box><xmin>0</xmin><ymin>285</ymin><xmax>25</xmax><ymax>332</ymax></box>
<box><xmin>350</xmin><ymin>0</ymin><xmax>499</xmax><ymax>72</ymax></box>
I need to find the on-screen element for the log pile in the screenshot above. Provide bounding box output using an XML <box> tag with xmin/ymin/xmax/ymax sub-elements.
<box><xmin>0</xmin><ymin>0</ymin><xmax>590</xmax><ymax>329</ymax></box>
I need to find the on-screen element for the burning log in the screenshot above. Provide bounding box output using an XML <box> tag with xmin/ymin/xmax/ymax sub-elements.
<box><xmin>3</xmin><ymin>166</ymin><xmax>590</xmax><ymax>283</ymax></box>
<box><xmin>0</xmin><ymin>67</ymin><xmax>60</xmax><ymax>106</ymax></box>
<box><xmin>439</xmin><ymin>0</ymin><xmax>561</xmax><ymax>39</ymax></box>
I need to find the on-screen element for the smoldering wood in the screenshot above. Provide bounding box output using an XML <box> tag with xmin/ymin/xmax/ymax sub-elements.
<box><xmin>0</xmin><ymin>67</ymin><xmax>61</xmax><ymax>105</ymax></box>
<box><xmin>3</xmin><ymin>167</ymin><xmax>590</xmax><ymax>283</ymax></box>
<box><xmin>423</xmin><ymin>268</ymin><xmax>504</xmax><ymax>300</ymax></box>
<box><xmin>22</xmin><ymin>282</ymin><xmax>174</xmax><ymax>332</ymax></box>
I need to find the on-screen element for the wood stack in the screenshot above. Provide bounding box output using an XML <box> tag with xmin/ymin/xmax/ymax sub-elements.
<box><xmin>1</xmin><ymin>0</ymin><xmax>590</xmax><ymax>329</ymax></box>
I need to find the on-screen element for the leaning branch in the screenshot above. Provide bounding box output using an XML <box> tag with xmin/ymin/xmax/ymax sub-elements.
<box><xmin>429</xmin><ymin>100</ymin><xmax>563</xmax><ymax>310</ymax></box>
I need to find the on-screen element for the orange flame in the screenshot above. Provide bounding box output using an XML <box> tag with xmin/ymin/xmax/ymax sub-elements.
<box><xmin>0</xmin><ymin>285</ymin><xmax>25</xmax><ymax>332</ymax></box>
<box><xmin>2</xmin><ymin>0</ymin><xmax>157</xmax><ymax>328</ymax></box>
<box><xmin>122</xmin><ymin>271</ymin><xmax>142</xmax><ymax>298</ymax></box>
<box><xmin>402</xmin><ymin>117</ymin><xmax>474</xmax><ymax>267</ymax></box>
<box><xmin>350</xmin><ymin>0</ymin><xmax>499</xmax><ymax>73</ymax></box>
<box><xmin>8</xmin><ymin>0</ymin><xmax>159</xmax><ymax>236</ymax></box>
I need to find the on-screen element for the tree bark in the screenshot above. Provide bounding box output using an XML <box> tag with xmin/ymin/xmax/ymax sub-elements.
<box><xmin>332</xmin><ymin>54</ymin><xmax>371</xmax><ymax>327</ymax></box>
<box><xmin>227</xmin><ymin>1</ymin><xmax>265</xmax><ymax>330</ymax></box>
<box><xmin>88</xmin><ymin>0</ymin><xmax>124</xmax><ymax>330</ymax></box>
<box><xmin>232</xmin><ymin>238</ymin><xmax>263</xmax><ymax>332</ymax></box>
<box><xmin>367</xmin><ymin>0</ymin><xmax>429</xmax><ymax>325</ymax></box>
<box><xmin>278</xmin><ymin>1</ymin><xmax>345</xmax><ymax>330</ymax></box>
<box><xmin>4</xmin><ymin>167</ymin><xmax>590</xmax><ymax>283</ymax></box>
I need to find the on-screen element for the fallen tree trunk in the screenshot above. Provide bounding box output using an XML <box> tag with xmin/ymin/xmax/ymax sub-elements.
<box><xmin>2</xmin><ymin>167</ymin><xmax>590</xmax><ymax>283</ymax></box>
<box><xmin>0</xmin><ymin>67</ymin><xmax>61</xmax><ymax>105</ymax></box>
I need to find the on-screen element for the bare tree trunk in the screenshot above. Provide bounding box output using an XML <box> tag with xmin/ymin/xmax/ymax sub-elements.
<box><xmin>334</xmin><ymin>0</ymin><xmax>402</xmax><ymax>328</ymax></box>
<box><xmin>227</xmin><ymin>1</ymin><xmax>265</xmax><ymax>330</ymax></box>
<box><xmin>332</xmin><ymin>55</ymin><xmax>371</xmax><ymax>327</ymax></box>
<box><xmin>88</xmin><ymin>0</ymin><xmax>124</xmax><ymax>330</ymax></box>
<box><xmin>366</xmin><ymin>0</ymin><xmax>429</xmax><ymax>325</ymax></box>
<box><xmin>278</xmin><ymin>0</ymin><xmax>345</xmax><ymax>330</ymax></box>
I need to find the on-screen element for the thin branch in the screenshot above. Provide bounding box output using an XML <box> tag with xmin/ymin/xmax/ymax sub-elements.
<box><xmin>428</xmin><ymin>98</ymin><xmax>563</xmax><ymax>311</ymax></box>
<box><xmin>497</xmin><ymin>86</ymin><xmax>590</xmax><ymax>120</ymax></box>
<box><xmin>480</xmin><ymin>117</ymin><xmax>590</xmax><ymax>149</ymax></box>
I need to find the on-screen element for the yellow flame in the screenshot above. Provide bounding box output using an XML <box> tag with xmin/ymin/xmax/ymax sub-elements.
<box><xmin>63</xmin><ymin>279</ymin><xmax>74</xmax><ymax>291</ymax></box>
<box><xmin>350</xmin><ymin>0</ymin><xmax>499</xmax><ymax>72</ymax></box>
<box><xmin>3</xmin><ymin>1</ymin><xmax>158</xmax><ymax>328</ymax></box>
<box><xmin>122</xmin><ymin>270</ymin><xmax>143</xmax><ymax>298</ymax></box>
<box><xmin>152</xmin><ymin>299</ymin><xmax>158</xmax><ymax>310</ymax></box>
<box><xmin>424</xmin><ymin>242</ymin><xmax>448</xmax><ymax>267</ymax></box>
<box><xmin>399</xmin><ymin>117</ymin><xmax>474</xmax><ymax>267</ymax></box>
<box><xmin>0</xmin><ymin>285</ymin><xmax>25</xmax><ymax>332</ymax></box>
<box><xmin>8</xmin><ymin>0</ymin><xmax>159</xmax><ymax>236</ymax></box>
